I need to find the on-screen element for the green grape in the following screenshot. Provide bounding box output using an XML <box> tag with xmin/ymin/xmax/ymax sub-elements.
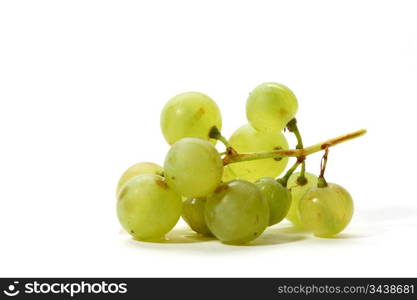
<box><xmin>246</xmin><ymin>82</ymin><xmax>298</xmax><ymax>132</ymax></box>
<box><xmin>255</xmin><ymin>177</ymin><xmax>291</xmax><ymax>226</ymax></box>
<box><xmin>117</xmin><ymin>174</ymin><xmax>182</xmax><ymax>240</ymax></box>
<box><xmin>223</xmin><ymin>124</ymin><xmax>288</xmax><ymax>182</ymax></box>
<box><xmin>164</xmin><ymin>137</ymin><xmax>223</xmax><ymax>197</ymax></box>
<box><xmin>182</xmin><ymin>197</ymin><xmax>212</xmax><ymax>236</ymax></box>
<box><xmin>116</xmin><ymin>162</ymin><xmax>163</xmax><ymax>195</ymax></box>
<box><xmin>160</xmin><ymin>92</ymin><xmax>222</xmax><ymax>145</ymax></box>
<box><xmin>299</xmin><ymin>183</ymin><xmax>354</xmax><ymax>237</ymax></box>
<box><xmin>205</xmin><ymin>180</ymin><xmax>269</xmax><ymax>244</ymax></box>
<box><xmin>286</xmin><ymin>172</ymin><xmax>318</xmax><ymax>226</ymax></box>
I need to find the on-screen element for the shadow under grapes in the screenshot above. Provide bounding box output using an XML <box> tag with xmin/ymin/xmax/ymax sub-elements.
<box><xmin>242</xmin><ymin>226</ymin><xmax>308</xmax><ymax>246</ymax></box>
<box><xmin>131</xmin><ymin>227</ymin><xmax>215</xmax><ymax>244</ymax></box>
<box><xmin>126</xmin><ymin>225</ymin><xmax>312</xmax><ymax>247</ymax></box>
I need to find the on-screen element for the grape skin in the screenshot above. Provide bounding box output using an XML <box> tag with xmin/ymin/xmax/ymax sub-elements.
<box><xmin>246</xmin><ymin>82</ymin><xmax>298</xmax><ymax>132</ymax></box>
<box><xmin>117</xmin><ymin>174</ymin><xmax>182</xmax><ymax>240</ymax></box>
<box><xmin>286</xmin><ymin>172</ymin><xmax>318</xmax><ymax>227</ymax></box>
<box><xmin>164</xmin><ymin>137</ymin><xmax>223</xmax><ymax>198</ymax></box>
<box><xmin>255</xmin><ymin>177</ymin><xmax>292</xmax><ymax>226</ymax></box>
<box><xmin>182</xmin><ymin>198</ymin><xmax>212</xmax><ymax>236</ymax></box>
<box><xmin>116</xmin><ymin>162</ymin><xmax>163</xmax><ymax>195</ymax></box>
<box><xmin>160</xmin><ymin>92</ymin><xmax>222</xmax><ymax>145</ymax></box>
<box><xmin>299</xmin><ymin>183</ymin><xmax>354</xmax><ymax>237</ymax></box>
<box><xmin>223</xmin><ymin>124</ymin><xmax>288</xmax><ymax>182</ymax></box>
<box><xmin>205</xmin><ymin>180</ymin><xmax>269</xmax><ymax>244</ymax></box>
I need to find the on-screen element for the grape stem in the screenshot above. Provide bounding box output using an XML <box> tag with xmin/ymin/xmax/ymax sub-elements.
<box><xmin>286</xmin><ymin>118</ymin><xmax>303</xmax><ymax>149</ymax></box>
<box><xmin>287</xmin><ymin>118</ymin><xmax>307</xmax><ymax>184</ymax></box>
<box><xmin>317</xmin><ymin>147</ymin><xmax>329</xmax><ymax>188</ymax></box>
<box><xmin>277</xmin><ymin>160</ymin><xmax>301</xmax><ymax>187</ymax></box>
<box><xmin>222</xmin><ymin>129</ymin><xmax>367</xmax><ymax>165</ymax></box>
<box><xmin>209</xmin><ymin>126</ymin><xmax>231</xmax><ymax>148</ymax></box>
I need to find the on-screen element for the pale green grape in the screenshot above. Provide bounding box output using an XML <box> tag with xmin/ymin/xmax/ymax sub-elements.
<box><xmin>246</xmin><ymin>82</ymin><xmax>298</xmax><ymax>132</ymax></box>
<box><xmin>299</xmin><ymin>183</ymin><xmax>354</xmax><ymax>237</ymax></box>
<box><xmin>205</xmin><ymin>180</ymin><xmax>269</xmax><ymax>244</ymax></box>
<box><xmin>164</xmin><ymin>137</ymin><xmax>223</xmax><ymax>197</ymax></box>
<box><xmin>182</xmin><ymin>197</ymin><xmax>212</xmax><ymax>236</ymax></box>
<box><xmin>286</xmin><ymin>172</ymin><xmax>318</xmax><ymax>226</ymax></box>
<box><xmin>116</xmin><ymin>162</ymin><xmax>163</xmax><ymax>195</ymax></box>
<box><xmin>255</xmin><ymin>177</ymin><xmax>291</xmax><ymax>226</ymax></box>
<box><xmin>222</xmin><ymin>124</ymin><xmax>288</xmax><ymax>182</ymax></box>
<box><xmin>160</xmin><ymin>92</ymin><xmax>222</xmax><ymax>145</ymax></box>
<box><xmin>117</xmin><ymin>174</ymin><xmax>182</xmax><ymax>240</ymax></box>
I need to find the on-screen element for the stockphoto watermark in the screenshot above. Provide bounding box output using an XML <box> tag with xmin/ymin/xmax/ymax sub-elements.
<box><xmin>2</xmin><ymin>280</ymin><xmax>128</xmax><ymax>297</ymax></box>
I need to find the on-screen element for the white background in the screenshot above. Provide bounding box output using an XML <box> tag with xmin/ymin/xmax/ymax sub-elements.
<box><xmin>1</xmin><ymin>0</ymin><xmax>416</xmax><ymax>277</ymax></box>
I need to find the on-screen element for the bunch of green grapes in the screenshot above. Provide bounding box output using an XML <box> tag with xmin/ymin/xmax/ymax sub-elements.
<box><xmin>115</xmin><ymin>82</ymin><xmax>362</xmax><ymax>243</ymax></box>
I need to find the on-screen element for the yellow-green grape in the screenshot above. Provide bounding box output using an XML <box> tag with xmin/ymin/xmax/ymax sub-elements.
<box><xmin>164</xmin><ymin>137</ymin><xmax>223</xmax><ymax>197</ymax></box>
<box><xmin>117</xmin><ymin>174</ymin><xmax>182</xmax><ymax>240</ymax></box>
<box><xmin>205</xmin><ymin>180</ymin><xmax>269</xmax><ymax>244</ymax></box>
<box><xmin>222</xmin><ymin>124</ymin><xmax>288</xmax><ymax>182</ymax></box>
<box><xmin>255</xmin><ymin>177</ymin><xmax>292</xmax><ymax>226</ymax></box>
<box><xmin>160</xmin><ymin>92</ymin><xmax>222</xmax><ymax>145</ymax></box>
<box><xmin>299</xmin><ymin>183</ymin><xmax>354</xmax><ymax>237</ymax></box>
<box><xmin>116</xmin><ymin>162</ymin><xmax>163</xmax><ymax>195</ymax></box>
<box><xmin>246</xmin><ymin>82</ymin><xmax>298</xmax><ymax>132</ymax></box>
<box><xmin>182</xmin><ymin>198</ymin><xmax>212</xmax><ymax>236</ymax></box>
<box><xmin>286</xmin><ymin>172</ymin><xmax>318</xmax><ymax>226</ymax></box>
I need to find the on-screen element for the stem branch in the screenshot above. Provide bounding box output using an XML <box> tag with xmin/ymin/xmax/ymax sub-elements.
<box><xmin>287</xmin><ymin>118</ymin><xmax>304</xmax><ymax>149</ymax></box>
<box><xmin>278</xmin><ymin>160</ymin><xmax>301</xmax><ymax>187</ymax></box>
<box><xmin>222</xmin><ymin>128</ymin><xmax>367</xmax><ymax>165</ymax></box>
<box><xmin>209</xmin><ymin>126</ymin><xmax>232</xmax><ymax>148</ymax></box>
<box><xmin>317</xmin><ymin>147</ymin><xmax>329</xmax><ymax>187</ymax></box>
<box><xmin>287</xmin><ymin>118</ymin><xmax>306</xmax><ymax>183</ymax></box>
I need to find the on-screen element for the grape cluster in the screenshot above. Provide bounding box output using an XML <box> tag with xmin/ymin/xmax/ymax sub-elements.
<box><xmin>116</xmin><ymin>82</ymin><xmax>358</xmax><ymax>244</ymax></box>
